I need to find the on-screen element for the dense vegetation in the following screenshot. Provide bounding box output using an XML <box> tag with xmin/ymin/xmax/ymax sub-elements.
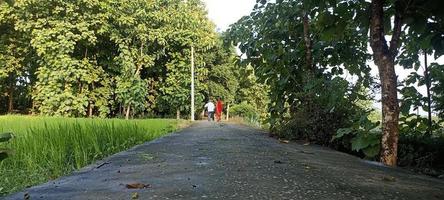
<box><xmin>0</xmin><ymin>116</ymin><xmax>178</xmax><ymax>195</ymax></box>
<box><xmin>0</xmin><ymin>0</ymin><xmax>267</xmax><ymax>119</ymax></box>
<box><xmin>228</xmin><ymin>0</ymin><xmax>444</xmax><ymax>171</ymax></box>
<box><xmin>2</xmin><ymin>0</ymin><xmax>444</xmax><ymax>180</ymax></box>
<box><xmin>0</xmin><ymin>0</ymin><xmax>270</xmax><ymax>196</ymax></box>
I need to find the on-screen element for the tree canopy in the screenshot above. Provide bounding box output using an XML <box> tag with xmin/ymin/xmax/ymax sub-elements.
<box><xmin>0</xmin><ymin>0</ymin><xmax>261</xmax><ymax>119</ymax></box>
<box><xmin>228</xmin><ymin>0</ymin><xmax>444</xmax><ymax>166</ymax></box>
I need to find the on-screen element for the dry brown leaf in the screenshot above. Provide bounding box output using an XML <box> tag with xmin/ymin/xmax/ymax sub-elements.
<box><xmin>279</xmin><ymin>139</ymin><xmax>290</xmax><ymax>144</ymax></box>
<box><xmin>382</xmin><ymin>176</ymin><xmax>396</xmax><ymax>182</ymax></box>
<box><xmin>126</xmin><ymin>183</ymin><xmax>151</xmax><ymax>189</ymax></box>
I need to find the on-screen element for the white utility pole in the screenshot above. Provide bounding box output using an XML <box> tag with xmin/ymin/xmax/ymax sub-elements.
<box><xmin>191</xmin><ymin>46</ymin><xmax>195</xmax><ymax>121</ymax></box>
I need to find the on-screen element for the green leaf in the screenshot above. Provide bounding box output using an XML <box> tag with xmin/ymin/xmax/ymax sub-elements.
<box><xmin>333</xmin><ymin>128</ymin><xmax>353</xmax><ymax>140</ymax></box>
<box><xmin>362</xmin><ymin>145</ymin><xmax>380</xmax><ymax>158</ymax></box>
<box><xmin>0</xmin><ymin>132</ymin><xmax>12</xmax><ymax>143</ymax></box>
<box><xmin>351</xmin><ymin>131</ymin><xmax>380</xmax><ymax>152</ymax></box>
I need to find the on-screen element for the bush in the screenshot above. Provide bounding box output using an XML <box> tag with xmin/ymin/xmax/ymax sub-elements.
<box><xmin>275</xmin><ymin>77</ymin><xmax>361</xmax><ymax>146</ymax></box>
<box><xmin>231</xmin><ymin>102</ymin><xmax>258</xmax><ymax>119</ymax></box>
<box><xmin>398</xmin><ymin>134</ymin><xmax>444</xmax><ymax>170</ymax></box>
<box><xmin>333</xmin><ymin>112</ymin><xmax>381</xmax><ymax>159</ymax></box>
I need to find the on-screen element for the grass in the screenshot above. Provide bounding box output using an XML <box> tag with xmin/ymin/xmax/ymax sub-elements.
<box><xmin>0</xmin><ymin>115</ymin><xmax>179</xmax><ymax>196</ymax></box>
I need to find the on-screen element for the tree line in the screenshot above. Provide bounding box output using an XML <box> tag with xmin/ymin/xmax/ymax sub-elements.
<box><xmin>228</xmin><ymin>0</ymin><xmax>444</xmax><ymax>168</ymax></box>
<box><xmin>0</xmin><ymin>0</ymin><xmax>267</xmax><ymax>119</ymax></box>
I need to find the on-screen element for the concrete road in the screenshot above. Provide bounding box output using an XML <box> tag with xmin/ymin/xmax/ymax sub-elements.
<box><xmin>4</xmin><ymin>122</ymin><xmax>444</xmax><ymax>200</ymax></box>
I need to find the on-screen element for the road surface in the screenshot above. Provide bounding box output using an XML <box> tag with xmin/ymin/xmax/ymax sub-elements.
<box><xmin>4</xmin><ymin>122</ymin><xmax>444</xmax><ymax>200</ymax></box>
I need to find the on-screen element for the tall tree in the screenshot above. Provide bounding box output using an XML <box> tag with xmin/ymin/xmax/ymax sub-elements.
<box><xmin>229</xmin><ymin>0</ymin><xmax>371</xmax><ymax>143</ymax></box>
<box><xmin>368</xmin><ymin>0</ymin><xmax>444</xmax><ymax>166</ymax></box>
<box><xmin>369</xmin><ymin>0</ymin><xmax>402</xmax><ymax>166</ymax></box>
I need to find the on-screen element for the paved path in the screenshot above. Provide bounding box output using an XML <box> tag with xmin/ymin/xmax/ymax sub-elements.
<box><xmin>4</xmin><ymin>122</ymin><xmax>444</xmax><ymax>200</ymax></box>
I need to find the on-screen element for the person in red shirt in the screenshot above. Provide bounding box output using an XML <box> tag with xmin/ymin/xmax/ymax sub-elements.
<box><xmin>216</xmin><ymin>98</ymin><xmax>223</xmax><ymax>122</ymax></box>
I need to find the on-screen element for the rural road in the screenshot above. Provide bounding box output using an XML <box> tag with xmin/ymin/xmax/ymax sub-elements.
<box><xmin>4</xmin><ymin>121</ymin><xmax>444</xmax><ymax>200</ymax></box>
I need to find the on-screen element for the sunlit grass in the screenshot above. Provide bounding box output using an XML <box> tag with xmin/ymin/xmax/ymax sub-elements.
<box><xmin>0</xmin><ymin>115</ymin><xmax>178</xmax><ymax>195</ymax></box>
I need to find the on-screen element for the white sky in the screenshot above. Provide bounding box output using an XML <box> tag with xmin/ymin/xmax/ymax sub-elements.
<box><xmin>202</xmin><ymin>0</ymin><xmax>256</xmax><ymax>31</ymax></box>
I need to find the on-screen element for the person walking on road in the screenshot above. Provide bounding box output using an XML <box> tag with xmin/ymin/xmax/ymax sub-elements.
<box><xmin>216</xmin><ymin>98</ymin><xmax>223</xmax><ymax>122</ymax></box>
<box><xmin>204</xmin><ymin>100</ymin><xmax>215</xmax><ymax>121</ymax></box>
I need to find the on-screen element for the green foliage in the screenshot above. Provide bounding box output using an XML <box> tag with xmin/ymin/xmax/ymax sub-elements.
<box><xmin>333</xmin><ymin>112</ymin><xmax>381</xmax><ymax>158</ymax></box>
<box><xmin>234</xmin><ymin>64</ymin><xmax>269</xmax><ymax>121</ymax></box>
<box><xmin>275</xmin><ymin>76</ymin><xmax>364</xmax><ymax>145</ymax></box>
<box><xmin>430</xmin><ymin>63</ymin><xmax>444</xmax><ymax>119</ymax></box>
<box><xmin>229</xmin><ymin>0</ymin><xmax>444</xmax><ymax>167</ymax></box>
<box><xmin>0</xmin><ymin>0</ymin><xmax>233</xmax><ymax>118</ymax></box>
<box><xmin>228</xmin><ymin>0</ymin><xmax>372</xmax><ymax>146</ymax></box>
<box><xmin>398</xmin><ymin>131</ymin><xmax>444</xmax><ymax>173</ymax></box>
<box><xmin>0</xmin><ymin>115</ymin><xmax>178</xmax><ymax>195</ymax></box>
<box><xmin>205</xmin><ymin>36</ymin><xmax>239</xmax><ymax>104</ymax></box>
<box><xmin>231</xmin><ymin>102</ymin><xmax>258</xmax><ymax>119</ymax></box>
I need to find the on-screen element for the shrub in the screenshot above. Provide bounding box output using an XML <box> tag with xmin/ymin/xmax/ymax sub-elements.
<box><xmin>276</xmin><ymin>77</ymin><xmax>361</xmax><ymax>146</ymax></box>
<box><xmin>231</xmin><ymin>102</ymin><xmax>258</xmax><ymax>119</ymax></box>
<box><xmin>333</xmin><ymin>112</ymin><xmax>381</xmax><ymax>158</ymax></box>
<box><xmin>397</xmin><ymin>116</ymin><xmax>444</xmax><ymax>174</ymax></box>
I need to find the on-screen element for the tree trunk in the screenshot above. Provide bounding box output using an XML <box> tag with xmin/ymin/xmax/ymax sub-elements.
<box><xmin>176</xmin><ymin>109</ymin><xmax>180</xmax><ymax>120</ymax></box>
<box><xmin>125</xmin><ymin>104</ymin><xmax>131</xmax><ymax>120</ymax></box>
<box><xmin>226</xmin><ymin>103</ymin><xmax>230</xmax><ymax>121</ymax></box>
<box><xmin>88</xmin><ymin>103</ymin><xmax>93</xmax><ymax>117</ymax></box>
<box><xmin>7</xmin><ymin>74</ymin><xmax>14</xmax><ymax>113</ymax></box>
<box><xmin>88</xmin><ymin>83</ymin><xmax>95</xmax><ymax>118</ymax></box>
<box><xmin>378</xmin><ymin>60</ymin><xmax>400</xmax><ymax>166</ymax></box>
<box><xmin>303</xmin><ymin>11</ymin><xmax>313</xmax><ymax>71</ymax></box>
<box><xmin>370</xmin><ymin>0</ymin><xmax>402</xmax><ymax>166</ymax></box>
<box><xmin>424</xmin><ymin>51</ymin><xmax>433</xmax><ymax>135</ymax></box>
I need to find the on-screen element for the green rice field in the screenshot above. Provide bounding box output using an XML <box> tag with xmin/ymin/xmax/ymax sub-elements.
<box><xmin>0</xmin><ymin>115</ymin><xmax>179</xmax><ymax>196</ymax></box>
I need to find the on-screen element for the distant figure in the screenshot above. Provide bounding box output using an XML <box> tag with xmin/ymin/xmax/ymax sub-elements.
<box><xmin>204</xmin><ymin>100</ymin><xmax>215</xmax><ymax>121</ymax></box>
<box><xmin>216</xmin><ymin>98</ymin><xmax>223</xmax><ymax>122</ymax></box>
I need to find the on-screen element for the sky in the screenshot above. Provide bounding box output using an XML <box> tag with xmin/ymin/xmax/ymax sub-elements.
<box><xmin>202</xmin><ymin>0</ymin><xmax>256</xmax><ymax>31</ymax></box>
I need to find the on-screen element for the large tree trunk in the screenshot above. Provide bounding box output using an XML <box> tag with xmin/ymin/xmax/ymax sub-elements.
<box><xmin>176</xmin><ymin>109</ymin><xmax>180</xmax><ymax>120</ymax></box>
<box><xmin>370</xmin><ymin>0</ymin><xmax>402</xmax><ymax>166</ymax></box>
<box><xmin>7</xmin><ymin>74</ymin><xmax>14</xmax><ymax>113</ymax></box>
<box><xmin>378</xmin><ymin>60</ymin><xmax>400</xmax><ymax>166</ymax></box>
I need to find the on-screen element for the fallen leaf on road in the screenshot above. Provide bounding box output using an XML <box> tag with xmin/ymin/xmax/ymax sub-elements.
<box><xmin>279</xmin><ymin>139</ymin><xmax>290</xmax><ymax>144</ymax></box>
<box><xmin>381</xmin><ymin>176</ymin><xmax>396</xmax><ymax>182</ymax></box>
<box><xmin>126</xmin><ymin>183</ymin><xmax>151</xmax><ymax>189</ymax></box>
<box><xmin>131</xmin><ymin>192</ymin><xmax>139</xmax><ymax>199</ymax></box>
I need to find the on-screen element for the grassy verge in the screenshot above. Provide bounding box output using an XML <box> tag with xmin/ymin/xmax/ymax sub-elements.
<box><xmin>0</xmin><ymin>115</ymin><xmax>179</xmax><ymax>196</ymax></box>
